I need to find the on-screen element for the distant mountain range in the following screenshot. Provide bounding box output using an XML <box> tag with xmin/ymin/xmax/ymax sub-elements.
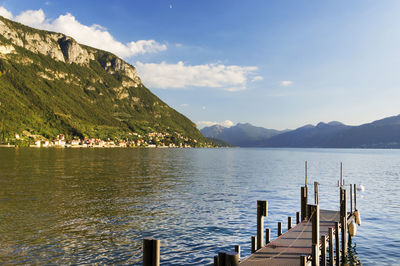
<box><xmin>201</xmin><ymin>115</ymin><xmax>400</xmax><ymax>148</ymax></box>
<box><xmin>200</xmin><ymin>123</ymin><xmax>288</xmax><ymax>147</ymax></box>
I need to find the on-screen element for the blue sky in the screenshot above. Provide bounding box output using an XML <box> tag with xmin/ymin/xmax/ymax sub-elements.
<box><xmin>1</xmin><ymin>0</ymin><xmax>400</xmax><ymax>129</ymax></box>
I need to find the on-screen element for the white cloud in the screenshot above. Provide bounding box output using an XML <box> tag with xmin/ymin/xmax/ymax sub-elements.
<box><xmin>202</xmin><ymin>106</ymin><xmax>206</xmax><ymax>110</ymax></box>
<box><xmin>197</xmin><ymin>120</ymin><xmax>234</xmax><ymax>129</ymax></box>
<box><xmin>2</xmin><ymin>7</ymin><xmax>166</xmax><ymax>59</ymax></box>
<box><xmin>136</xmin><ymin>61</ymin><xmax>260</xmax><ymax>91</ymax></box>
<box><xmin>281</xmin><ymin>80</ymin><xmax>293</xmax><ymax>86</ymax></box>
<box><xmin>252</xmin><ymin>76</ymin><xmax>264</xmax><ymax>82</ymax></box>
<box><xmin>180</xmin><ymin>103</ymin><xmax>189</xmax><ymax>108</ymax></box>
<box><xmin>0</xmin><ymin>7</ymin><xmax>13</xmax><ymax>19</ymax></box>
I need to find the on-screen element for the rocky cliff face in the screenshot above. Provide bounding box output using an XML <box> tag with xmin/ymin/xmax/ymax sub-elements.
<box><xmin>0</xmin><ymin>16</ymin><xmax>141</xmax><ymax>86</ymax></box>
<box><xmin>0</xmin><ymin>15</ymin><xmax>206</xmax><ymax>145</ymax></box>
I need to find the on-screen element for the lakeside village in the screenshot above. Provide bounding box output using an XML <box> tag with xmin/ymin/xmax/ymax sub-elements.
<box><xmin>3</xmin><ymin>131</ymin><xmax>209</xmax><ymax>148</ymax></box>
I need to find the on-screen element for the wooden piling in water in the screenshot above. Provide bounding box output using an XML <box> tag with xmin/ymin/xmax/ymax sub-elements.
<box><xmin>218</xmin><ymin>252</ymin><xmax>226</xmax><ymax>266</ymax></box>
<box><xmin>340</xmin><ymin>189</ymin><xmax>348</xmax><ymax>260</ymax></box>
<box><xmin>311</xmin><ymin>204</ymin><xmax>320</xmax><ymax>266</ymax></box>
<box><xmin>314</xmin><ymin>181</ymin><xmax>319</xmax><ymax>205</ymax></box>
<box><xmin>265</xmin><ymin>228</ymin><xmax>270</xmax><ymax>244</ymax></box>
<box><xmin>143</xmin><ymin>238</ymin><xmax>160</xmax><ymax>266</ymax></box>
<box><xmin>288</xmin><ymin>216</ymin><xmax>292</xmax><ymax>230</ymax></box>
<box><xmin>300</xmin><ymin>255</ymin><xmax>307</xmax><ymax>266</ymax></box>
<box><xmin>225</xmin><ymin>252</ymin><xmax>239</xmax><ymax>266</ymax></box>
<box><xmin>301</xmin><ymin>186</ymin><xmax>308</xmax><ymax>221</ymax></box>
<box><xmin>257</xmin><ymin>200</ymin><xmax>267</xmax><ymax>250</ymax></box>
<box><xmin>214</xmin><ymin>255</ymin><xmax>218</xmax><ymax>266</ymax></box>
<box><xmin>278</xmin><ymin>222</ymin><xmax>282</xmax><ymax>236</ymax></box>
<box><xmin>251</xmin><ymin>236</ymin><xmax>256</xmax><ymax>254</ymax></box>
<box><xmin>335</xmin><ymin>222</ymin><xmax>340</xmax><ymax>266</ymax></box>
<box><xmin>350</xmin><ymin>184</ymin><xmax>353</xmax><ymax>213</ymax></box>
<box><xmin>354</xmin><ymin>184</ymin><xmax>357</xmax><ymax>210</ymax></box>
<box><xmin>341</xmin><ymin>216</ymin><xmax>348</xmax><ymax>261</ymax></box>
<box><xmin>234</xmin><ymin>245</ymin><xmax>240</xmax><ymax>259</ymax></box>
<box><xmin>321</xmin><ymin>235</ymin><xmax>327</xmax><ymax>266</ymax></box>
<box><xmin>296</xmin><ymin>211</ymin><xmax>300</xmax><ymax>224</ymax></box>
<box><xmin>329</xmin><ymin>227</ymin><xmax>334</xmax><ymax>266</ymax></box>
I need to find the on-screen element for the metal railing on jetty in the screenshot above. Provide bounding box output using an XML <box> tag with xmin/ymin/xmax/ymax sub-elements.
<box><xmin>141</xmin><ymin>162</ymin><xmax>361</xmax><ymax>266</ymax></box>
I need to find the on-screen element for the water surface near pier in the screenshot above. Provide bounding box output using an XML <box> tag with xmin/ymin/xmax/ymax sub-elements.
<box><xmin>0</xmin><ymin>148</ymin><xmax>398</xmax><ymax>265</ymax></box>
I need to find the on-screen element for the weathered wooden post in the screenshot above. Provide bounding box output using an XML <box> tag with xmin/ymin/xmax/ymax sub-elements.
<box><xmin>300</xmin><ymin>255</ymin><xmax>307</xmax><ymax>266</ymax></box>
<box><xmin>257</xmin><ymin>200</ymin><xmax>268</xmax><ymax>250</ymax></box>
<box><xmin>288</xmin><ymin>216</ymin><xmax>292</xmax><ymax>230</ymax></box>
<box><xmin>234</xmin><ymin>245</ymin><xmax>240</xmax><ymax>259</ymax></box>
<box><xmin>321</xmin><ymin>235</ymin><xmax>327</xmax><ymax>266</ymax></box>
<box><xmin>335</xmin><ymin>222</ymin><xmax>340</xmax><ymax>266</ymax></box>
<box><xmin>350</xmin><ymin>184</ymin><xmax>353</xmax><ymax>213</ymax></box>
<box><xmin>265</xmin><ymin>228</ymin><xmax>270</xmax><ymax>244</ymax></box>
<box><xmin>329</xmin><ymin>227</ymin><xmax>334</xmax><ymax>266</ymax></box>
<box><xmin>143</xmin><ymin>238</ymin><xmax>160</xmax><ymax>266</ymax></box>
<box><xmin>314</xmin><ymin>181</ymin><xmax>319</xmax><ymax>205</ymax></box>
<box><xmin>340</xmin><ymin>162</ymin><xmax>343</xmax><ymax>187</ymax></box>
<box><xmin>341</xmin><ymin>216</ymin><xmax>347</xmax><ymax>262</ymax></box>
<box><xmin>296</xmin><ymin>211</ymin><xmax>300</xmax><ymax>224</ymax></box>
<box><xmin>311</xmin><ymin>204</ymin><xmax>320</xmax><ymax>266</ymax></box>
<box><xmin>251</xmin><ymin>236</ymin><xmax>256</xmax><ymax>254</ymax></box>
<box><xmin>278</xmin><ymin>222</ymin><xmax>282</xmax><ymax>236</ymax></box>
<box><xmin>225</xmin><ymin>252</ymin><xmax>239</xmax><ymax>266</ymax></box>
<box><xmin>354</xmin><ymin>184</ymin><xmax>357</xmax><ymax>210</ymax></box>
<box><xmin>301</xmin><ymin>186</ymin><xmax>308</xmax><ymax>221</ymax></box>
<box><xmin>218</xmin><ymin>252</ymin><xmax>226</xmax><ymax>266</ymax></box>
<box><xmin>340</xmin><ymin>189</ymin><xmax>347</xmax><ymax>260</ymax></box>
<box><xmin>214</xmin><ymin>256</ymin><xmax>218</xmax><ymax>266</ymax></box>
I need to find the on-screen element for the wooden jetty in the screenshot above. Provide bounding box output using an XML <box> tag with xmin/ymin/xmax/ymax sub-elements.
<box><xmin>141</xmin><ymin>162</ymin><xmax>361</xmax><ymax>266</ymax></box>
<box><xmin>214</xmin><ymin>162</ymin><xmax>360</xmax><ymax>266</ymax></box>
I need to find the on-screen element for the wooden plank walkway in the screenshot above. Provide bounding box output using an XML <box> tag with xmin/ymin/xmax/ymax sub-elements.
<box><xmin>240</xmin><ymin>210</ymin><xmax>341</xmax><ymax>266</ymax></box>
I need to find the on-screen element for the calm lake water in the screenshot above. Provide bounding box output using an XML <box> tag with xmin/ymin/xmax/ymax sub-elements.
<box><xmin>0</xmin><ymin>148</ymin><xmax>399</xmax><ymax>265</ymax></box>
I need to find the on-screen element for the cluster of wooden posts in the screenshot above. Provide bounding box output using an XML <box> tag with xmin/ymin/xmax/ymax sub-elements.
<box><xmin>213</xmin><ymin>162</ymin><xmax>359</xmax><ymax>266</ymax></box>
<box><xmin>141</xmin><ymin>163</ymin><xmax>359</xmax><ymax>266</ymax></box>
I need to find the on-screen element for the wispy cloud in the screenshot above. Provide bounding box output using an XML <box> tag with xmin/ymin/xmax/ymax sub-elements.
<box><xmin>2</xmin><ymin>7</ymin><xmax>166</xmax><ymax>58</ymax></box>
<box><xmin>180</xmin><ymin>103</ymin><xmax>189</xmax><ymax>108</ymax></box>
<box><xmin>136</xmin><ymin>61</ymin><xmax>260</xmax><ymax>91</ymax></box>
<box><xmin>252</xmin><ymin>76</ymin><xmax>264</xmax><ymax>82</ymax></box>
<box><xmin>280</xmin><ymin>80</ymin><xmax>293</xmax><ymax>86</ymax></box>
<box><xmin>197</xmin><ymin>120</ymin><xmax>234</xmax><ymax>129</ymax></box>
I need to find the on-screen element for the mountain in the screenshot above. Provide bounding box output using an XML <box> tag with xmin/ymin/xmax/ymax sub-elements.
<box><xmin>200</xmin><ymin>123</ymin><xmax>287</xmax><ymax>146</ymax></box>
<box><xmin>0</xmin><ymin>16</ymin><xmax>207</xmax><ymax>146</ymax></box>
<box><xmin>260</xmin><ymin>121</ymin><xmax>350</xmax><ymax>147</ymax></box>
<box><xmin>261</xmin><ymin>116</ymin><xmax>400</xmax><ymax>148</ymax></box>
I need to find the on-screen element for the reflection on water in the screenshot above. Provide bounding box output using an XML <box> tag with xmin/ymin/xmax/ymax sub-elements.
<box><xmin>0</xmin><ymin>148</ymin><xmax>399</xmax><ymax>264</ymax></box>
